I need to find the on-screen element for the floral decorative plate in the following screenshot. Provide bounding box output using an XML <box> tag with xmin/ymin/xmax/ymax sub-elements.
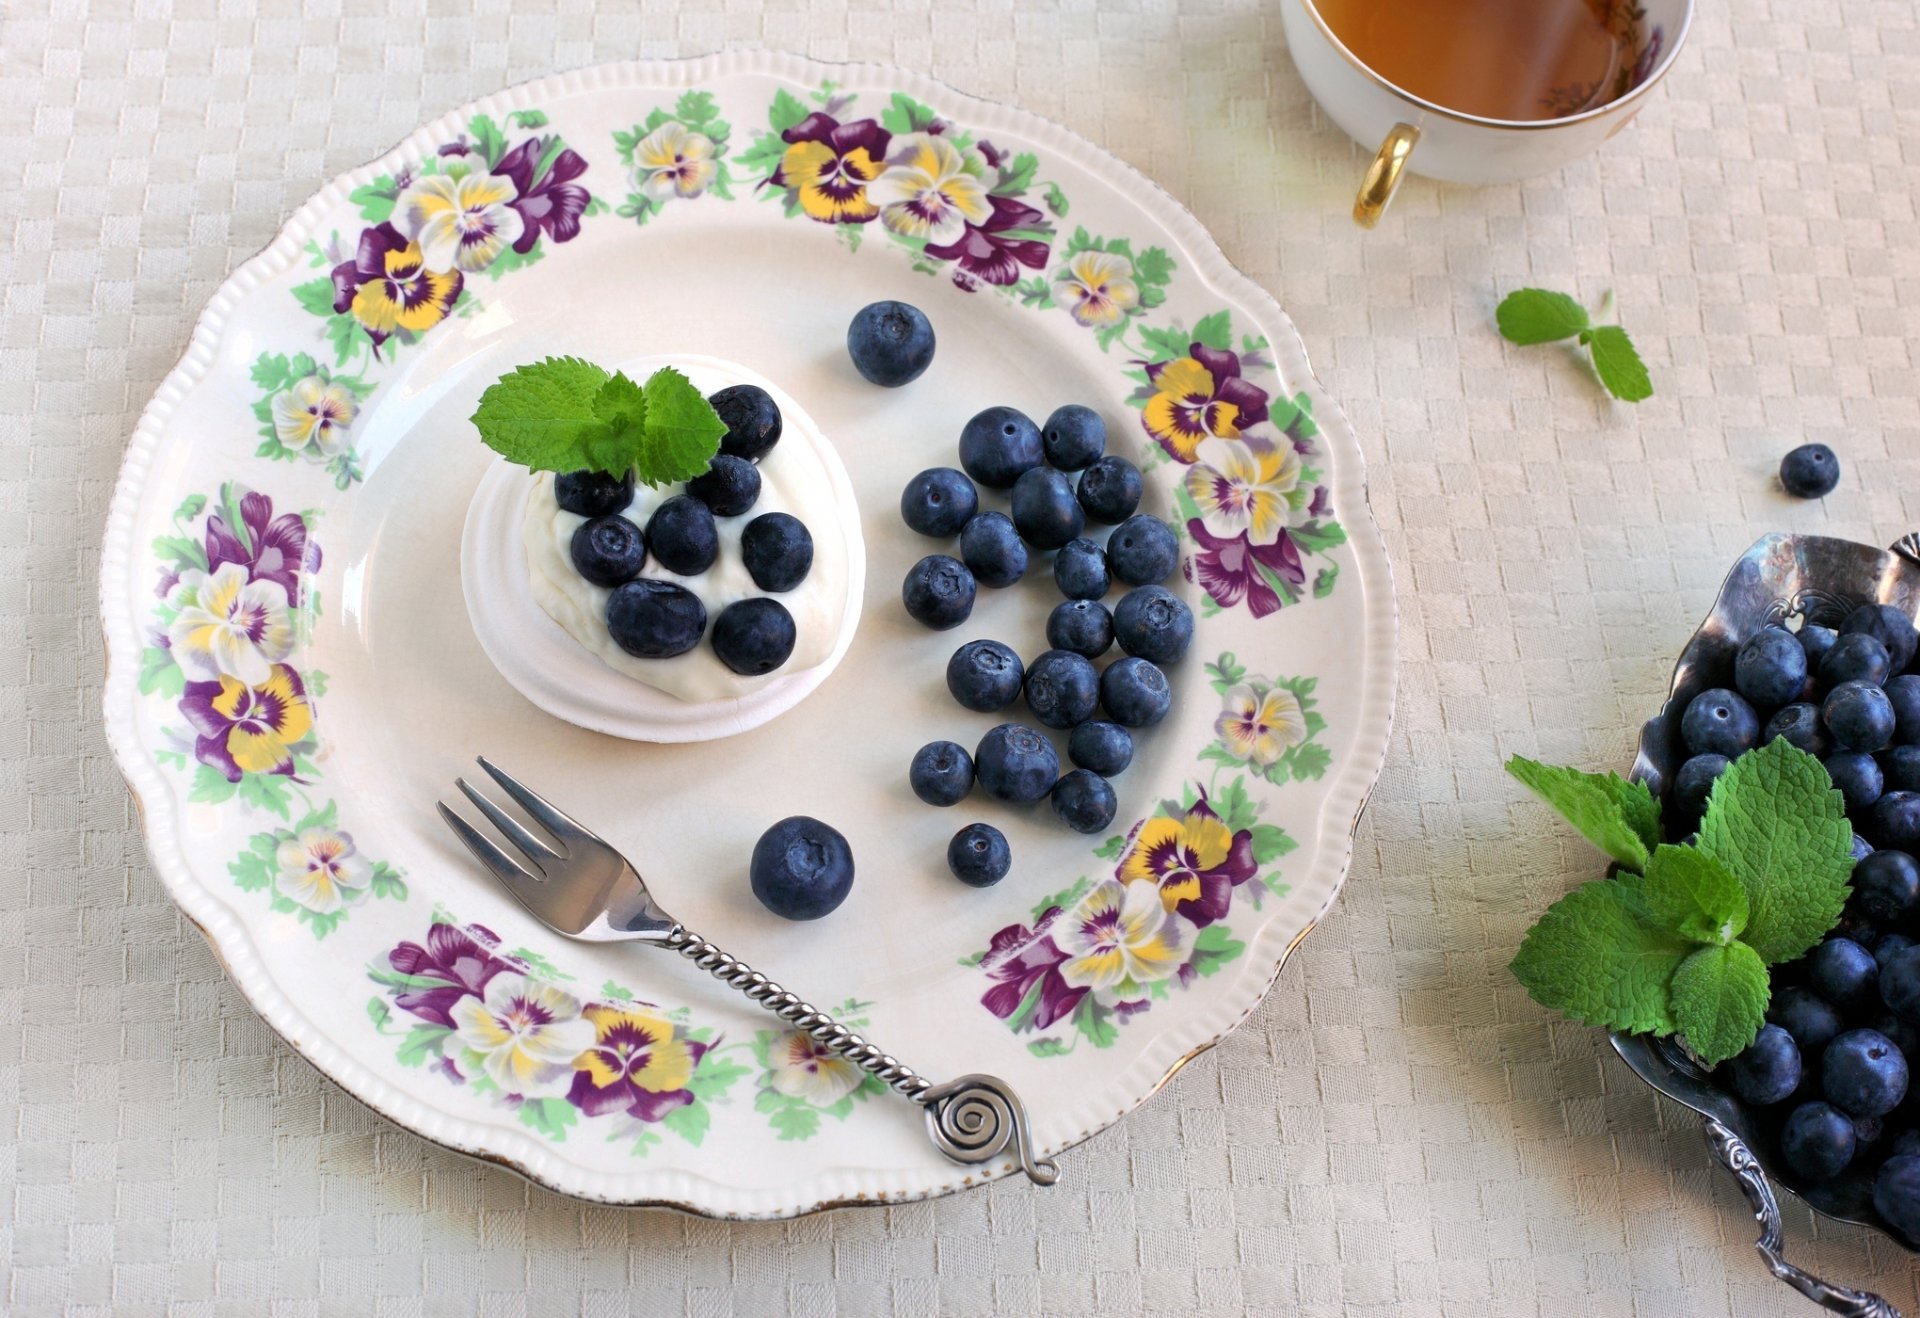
<box><xmin>100</xmin><ymin>52</ymin><xmax>1396</xmax><ymax>1218</ymax></box>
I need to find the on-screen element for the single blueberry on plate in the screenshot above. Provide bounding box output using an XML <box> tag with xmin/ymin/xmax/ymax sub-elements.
<box><xmin>1887</xmin><ymin>674</ymin><xmax>1920</xmax><ymax>744</ymax></box>
<box><xmin>959</xmin><ymin>511</ymin><xmax>1028</xmax><ymax>588</ymax></box>
<box><xmin>1069</xmin><ymin>721</ymin><xmax>1134</xmax><ymax>777</ymax></box>
<box><xmin>1877</xmin><ymin>933</ymin><xmax>1917</xmax><ymax>970</ymax></box>
<box><xmin>1769</xmin><ymin>986</ymin><xmax>1843</xmax><ymax>1054</ymax></box>
<box><xmin>1843</xmin><ymin>603</ymin><xmax>1920</xmax><ymax>674</ymax></box>
<box><xmin>569</xmin><ymin>514</ymin><xmax>647</xmax><ymax>587</ymax></box>
<box><xmin>1107</xmin><ymin>514</ymin><xmax>1179</xmax><ymax>587</ymax></box>
<box><xmin>1875</xmin><ymin>1155</ymin><xmax>1920</xmax><ymax>1241</ymax></box>
<box><xmin>749</xmin><ymin>816</ymin><xmax>854</xmax><ymax>921</ymax></box>
<box><xmin>739</xmin><ymin>512</ymin><xmax>813</xmax><ymax>593</ymax></box>
<box><xmin>1011</xmin><ymin>467</ymin><xmax>1085</xmax><ymax>550</ymax></box>
<box><xmin>974</xmin><ymin>723</ymin><xmax>1060</xmax><ymax>804</ymax></box>
<box><xmin>846</xmin><ymin>300</ymin><xmax>935</xmax><ymax>388</ymax></box>
<box><xmin>900</xmin><ymin>467</ymin><xmax>978</xmax><ymax>538</ymax></box>
<box><xmin>1886</xmin><ymin>745</ymin><xmax>1920</xmax><ymax>793</ymax></box>
<box><xmin>555</xmin><ymin>467</ymin><xmax>634</xmax><ymax>517</ymax></box>
<box><xmin>1672</xmin><ymin>753</ymin><xmax>1730</xmax><ymax>826</ymax></box>
<box><xmin>1885</xmin><ymin>947</ymin><xmax>1920</xmax><ymax>1021</ymax></box>
<box><xmin>605</xmin><ymin>579</ymin><xmax>707</xmax><ymax>658</ymax></box>
<box><xmin>1042</xmin><ymin>404</ymin><xmax>1106</xmax><ymax>471</ymax></box>
<box><xmin>686</xmin><ymin>453</ymin><xmax>762</xmax><ymax>517</ymax></box>
<box><xmin>711</xmin><ymin>598</ymin><xmax>796</xmax><ymax>676</ymax></box>
<box><xmin>1113</xmin><ymin>585</ymin><xmax>1195</xmax><ymax>665</ymax></box>
<box><xmin>1800</xmin><ymin>624</ymin><xmax>1840</xmax><ymax>668</ymax></box>
<box><xmin>1763</xmin><ymin>702</ymin><xmax>1830</xmax><ymax>758</ymax></box>
<box><xmin>1024</xmin><ymin>649</ymin><xmax>1100</xmax><ymax>729</ymax></box>
<box><xmin>708</xmin><ymin>384</ymin><xmax>782</xmax><ymax>463</ymax></box>
<box><xmin>1680</xmin><ymin>687</ymin><xmax>1760</xmax><ymax>759</ymax></box>
<box><xmin>1781</xmin><ymin>1101</ymin><xmax>1856</xmax><ymax>1180</ymax></box>
<box><xmin>1101</xmin><ymin>656</ymin><xmax>1172</xmax><ymax>727</ymax></box>
<box><xmin>902</xmin><ymin>554</ymin><xmax>976</xmax><ymax>630</ymax></box>
<box><xmin>947</xmin><ymin>639</ymin><xmax>1026</xmax><ymax>712</ymax></box>
<box><xmin>1823</xmin><ymin>1028</ymin><xmax>1909</xmax><ymax>1117</ymax></box>
<box><xmin>1821</xmin><ymin>632</ymin><xmax>1892</xmax><ymax>689</ymax></box>
<box><xmin>1076</xmin><ymin>455</ymin><xmax>1144</xmax><ymax>525</ymax></box>
<box><xmin>1054</xmin><ymin>537</ymin><xmax>1110</xmax><ymax>600</ymax></box>
<box><xmin>957</xmin><ymin>406</ymin><xmax>1044</xmax><ymax>489</ymax></box>
<box><xmin>1827</xmin><ymin>680</ymin><xmax>1896</xmax><ymax>752</ymax></box>
<box><xmin>1809</xmin><ymin>937</ymin><xmax>1881</xmax><ymax>1014</ymax></box>
<box><xmin>1736</xmin><ymin>625</ymin><xmax>1810</xmax><ymax>708</ymax></box>
<box><xmin>1051</xmin><ymin>769</ymin><xmax>1118</xmax><ymax>835</ymax></box>
<box><xmin>1826</xmin><ymin>751</ymin><xmax>1885</xmax><ymax>812</ymax></box>
<box><xmin>1779</xmin><ymin>442</ymin><xmax>1841</xmax><ymax>499</ymax></box>
<box><xmin>1852</xmin><ymin>850</ymin><xmax>1920</xmax><ymax>924</ymax></box>
<box><xmin>1728</xmin><ymin>1024</ymin><xmax>1802</xmax><ymax>1106</ymax></box>
<box><xmin>947</xmin><ymin>822</ymin><xmax>1011</xmax><ymax>888</ymax></box>
<box><xmin>1047</xmin><ymin>599</ymin><xmax>1114</xmax><ymax>659</ymax></box>
<box><xmin>645</xmin><ymin>495</ymin><xmax>720</xmax><ymax>575</ymax></box>
<box><xmin>909</xmin><ymin>740</ymin><xmax>975</xmax><ymax>807</ymax></box>
<box><xmin>1874</xmin><ymin>790</ymin><xmax>1920</xmax><ymax>851</ymax></box>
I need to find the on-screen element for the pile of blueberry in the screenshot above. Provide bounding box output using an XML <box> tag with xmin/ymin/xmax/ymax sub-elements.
<box><xmin>554</xmin><ymin>384</ymin><xmax>815</xmax><ymax>677</ymax></box>
<box><xmin>898</xmin><ymin>403</ymin><xmax>1192</xmax><ymax>889</ymax></box>
<box><xmin>1685</xmin><ymin>602</ymin><xmax>1920</xmax><ymax>1237</ymax></box>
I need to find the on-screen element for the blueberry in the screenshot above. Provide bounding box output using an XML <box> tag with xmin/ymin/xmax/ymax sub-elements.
<box><xmin>1895</xmin><ymin>1130</ymin><xmax>1920</xmax><ymax>1161</ymax></box>
<box><xmin>1011</xmin><ymin>467</ymin><xmax>1085</xmax><ymax>550</ymax></box>
<box><xmin>1051</xmin><ymin>769</ymin><xmax>1118</xmax><ymax>835</ymax></box>
<box><xmin>947</xmin><ymin>822</ymin><xmax>1011</xmax><ymax>888</ymax></box>
<box><xmin>569</xmin><ymin>514</ymin><xmax>647</xmax><ymax>587</ymax></box>
<box><xmin>959</xmin><ymin>512</ymin><xmax>1028</xmax><ymax>588</ymax></box>
<box><xmin>900</xmin><ymin>467</ymin><xmax>978</xmax><ymax>538</ymax></box>
<box><xmin>1113</xmin><ymin>585</ymin><xmax>1194</xmax><ymax>665</ymax></box>
<box><xmin>1854</xmin><ymin>850</ymin><xmax>1920</xmax><ymax>925</ymax></box>
<box><xmin>974</xmin><ymin>723</ymin><xmax>1060</xmax><ymax>804</ymax></box>
<box><xmin>1887</xmin><ymin>745</ymin><xmax>1920</xmax><ymax>793</ymax></box>
<box><xmin>1828</xmin><ymin>680</ymin><xmax>1897</xmax><ymax>752</ymax></box>
<box><xmin>645</xmin><ymin>495</ymin><xmax>720</xmax><ymax>575</ymax></box>
<box><xmin>1878</xmin><ymin>933</ymin><xmax>1917</xmax><ymax>971</ymax></box>
<box><xmin>1050</xmin><ymin>537</ymin><xmax>1111</xmax><ymax>602</ymax></box>
<box><xmin>1769</xmin><ymin>986</ymin><xmax>1843</xmax><ymax>1053</ymax></box>
<box><xmin>1781</xmin><ymin>1101</ymin><xmax>1856</xmax><ymax>1180</ymax></box>
<box><xmin>1824</xmin><ymin>1029</ymin><xmax>1909</xmax><ymax>1117</ymax></box>
<box><xmin>1843</xmin><ymin>604</ymin><xmax>1920</xmax><ymax>674</ymax></box>
<box><xmin>946</xmin><ymin>639</ymin><xmax>1026</xmax><ymax>713</ymax></box>
<box><xmin>1680</xmin><ymin>688</ymin><xmax>1761</xmax><ymax>759</ymax></box>
<box><xmin>1107</xmin><ymin>514</ymin><xmax>1179</xmax><ymax>587</ymax></box>
<box><xmin>1780</xmin><ymin>442</ymin><xmax>1841</xmax><ymax>499</ymax></box>
<box><xmin>1856</xmin><ymin>833</ymin><xmax>1877</xmax><ymax>860</ymax></box>
<box><xmin>1069</xmin><ymin>721</ymin><xmax>1134</xmax><ymax>776</ymax></box>
<box><xmin>1101</xmin><ymin>656</ymin><xmax>1172</xmax><ymax>727</ymax></box>
<box><xmin>605</xmin><ymin>579</ymin><xmax>707</xmax><ymax>658</ymax></box>
<box><xmin>708</xmin><ymin>384</ymin><xmax>782</xmax><ymax>462</ymax></box>
<box><xmin>1875</xmin><ymin>791</ymin><xmax>1920</xmax><ymax>851</ymax></box>
<box><xmin>909</xmin><ymin>740</ymin><xmax>974</xmax><ymax>807</ymax></box>
<box><xmin>686</xmin><ymin>453</ymin><xmax>762</xmax><ymax>517</ymax></box>
<box><xmin>846</xmin><ymin>300</ymin><xmax>935</xmax><ymax>388</ymax></box>
<box><xmin>1822</xmin><ymin>633</ymin><xmax>1892</xmax><ymax>689</ymax></box>
<box><xmin>1801</xmin><ymin>624</ymin><xmax>1840</xmax><ymax>669</ymax></box>
<box><xmin>958</xmin><ymin>406</ymin><xmax>1044</xmax><ymax>489</ymax></box>
<box><xmin>1736</xmin><ymin>626</ymin><xmax>1810</xmax><ymax>709</ymax></box>
<box><xmin>1881</xmin><ymin>1013</ymin><xmax>1920</xmax><ymax>1060</ymax></box>
<box><xmin>1041</xmin><ymin>404</ymin><xmax>1106</xmax><ymax>471</ymax></box>
<box><xmin>1763</xmin><ymin>703</ymin><xmax>1830</xmax><ymax>758</ymax></box>
<box><xmin>1826</xmin><ymin>751</ymin><xmax>1885</xmax><ymax>812</ymax></box>
<box><xmin>902</xmin><ymin>554</ymin><xmax>976</xmax><ymax>630</ymax></box>
<box><xmin>1024</xmin><ymin>649</ymin><xmax>1100</xmax><ymax>730</ymax></box>
<box><xmin>738</xmin><ymin>512</ymin><xmax>813</xmax><ymax>593</ymax></box>
<box><xmin>1727</xmin><ymin>1024</ymin><xmax>1802</xmax><ymax>1106</ymax></box>
<box><xmin>1047</xmin><ymin>599</ymin><xmax>1114</xmax><ymax>659</ymax></box>
<box><xmin>555</xmin><ymin>467</ymin><xmax>634</xmax><ymax>517</ymax></box>
<box><xmin>1875</xmin><ymin>1155</ymin><xmax>1920</xmax><ymax>1240</ymax></box>
<box><xmin>711</xmin><ymin>598</ymin><xmax>796</xmax><ymax>676</ymax></box>
<box><xmin>749</xmin><ymin>816</ymin><xmax>854</xmax><ymax>921</ymax></box>
<box><xmin>1810</xmin><ymin>937</ymin><xmax>1881</xmax><ymax>1014</ymax></box>
<box><xmin>1889</xmin><ymin>675</ymin><xmax>1920</xmax><ymax>744</ymax></box>
<box><xmin>1076</xmin><ymin>455</ymin><xmax>1144</xmax><ymax>525</ymax></box>
<box><xmin>1672</xmin><ymin>753</ymin><xmax>1731</xmax><ymax>826</ymax></box>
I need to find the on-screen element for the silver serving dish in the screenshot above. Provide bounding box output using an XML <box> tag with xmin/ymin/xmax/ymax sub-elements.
<box><xmin>1617</xmin><ymin>531</ymin><xmax>1920</xmax><ymax>1318</ymax></box>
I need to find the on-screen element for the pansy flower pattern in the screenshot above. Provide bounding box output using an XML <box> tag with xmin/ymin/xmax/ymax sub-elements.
<box><xmin>248</xmin><ymin>352</ymin><xmax>375</xmax><ymax>488</ymax></box>
<box><xmin>750</xmin><ymin>1000</ymin><xmax>887</xmax><ymax>1141</ymax></box>
<box><xmin>613</xmin><ymin>91</ymin><xmax>738</xmax><ymax>226</ymax></box>
<box><xmin>228</xmin><ymin>800</ymin><xmax>406</xmax><ymax>939</ymax></box>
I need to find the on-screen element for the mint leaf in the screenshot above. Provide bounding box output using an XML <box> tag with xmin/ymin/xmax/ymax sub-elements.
<box><xmin>1506</xmin><ymin>756</ymin><xmax>1660</xmax><ymax>870</ymax></box>
<box><xmin>1670</xmin><ymin>941</ymin><xmax>1770</xmax><ymax>1066</ymax></box>
<box><xmin>471</xmin><ymin>359</ymin><xmax>726</xmax><ymax>485</ymax></box>
<box><xmin>1584</xmin><ymin>325</ymin><xmax>1653</xmax><ymax>402</ymax></box>
<box><xmin>1637</xmin><ymin>845</ymin><xmax>1748</xmax><ymax>946</ymax></box>
<box><xmin>634</xmin><ymin>366</ymin><xmax>727</xmax><ymax>487</ymax></box>
<box><xmin>578</xmin><ymin>370</ymin><xmax>647</xmax><ymax>475</ymax></box>
<box><xmin>1509</xmin><ymin>878</ymin><xmax>1691</xmax><ymax>1034</ymax></box>
<box><xmin>471</xmin><ymin>356</ymin><xmax>612</xmax><ymax>472</ymax></box>
<box><xmin>1496</xmin><ymin>289</ymin><xmax>1590</xmax><ymax>345</ymax></box>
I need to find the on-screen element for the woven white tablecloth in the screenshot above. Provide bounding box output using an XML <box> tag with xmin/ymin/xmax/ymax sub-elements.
<box><xmin>8</xmin><ymin>0</ymin><xmax>1920</xmax><ymax>1312</ymax></box>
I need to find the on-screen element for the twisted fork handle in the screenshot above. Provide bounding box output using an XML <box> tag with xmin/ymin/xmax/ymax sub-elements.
<box><xmin>665</xmin><ymin>927</ymin><xmax>1059</xmax><ymax>1185</ymax></box>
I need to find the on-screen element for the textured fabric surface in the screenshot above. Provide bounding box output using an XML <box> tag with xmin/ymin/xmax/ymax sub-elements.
<box><xmin>7</xmin><ymin>0</ymin><xmax>1920</xmax><ymax>1313</ymax></box>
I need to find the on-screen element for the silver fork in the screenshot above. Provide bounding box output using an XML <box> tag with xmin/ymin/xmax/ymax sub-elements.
<box><xmin>437</xmin><ymin>757</ymin><xmax>1060</xmax><ymax>1186</ymax></box>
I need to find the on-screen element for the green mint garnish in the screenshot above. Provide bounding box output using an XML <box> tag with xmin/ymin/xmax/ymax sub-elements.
<box><xmin>1496</xmin><ymin>287</ymin><xmax>1653</xmax><ymax>403</ymax></box>
<box><xmin>471</xmin><ymin>357</ymin><xmax>726</xmax><ymax>485</ymax></box>
<box><xmin>1506</xmin><ymin>739</ymin><xmax>1854</xmax><ymax>1065</ymax></box>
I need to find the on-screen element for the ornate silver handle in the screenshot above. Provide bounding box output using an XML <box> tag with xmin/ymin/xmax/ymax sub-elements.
<box><xmin>1702</xmin><ymin>1118</ymin><xmax>1899</xmax><ymax>1317</ymax></box>
<box><xmin>666</xmin><ymin>926</ymin><xmax>1060</xmax><ymax>1185</ymax></box>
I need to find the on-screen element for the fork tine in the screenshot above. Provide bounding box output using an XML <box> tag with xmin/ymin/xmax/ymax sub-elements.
<box><xmin>437</xmin><ymin>801</ymin><xmax>551</xmax><ymax>917</ymax></box>
<box><xmin>456</xmin><ymin>777</ymin><xmax>563</xmax><ymax>869</ymax></box>
<box><xmin>476</xmin><ymin>757</ymin><xmax>593</xmax><ymax>845</ymax></box>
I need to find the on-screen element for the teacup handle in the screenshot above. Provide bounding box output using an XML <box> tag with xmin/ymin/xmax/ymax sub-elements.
<box><xmin>1352</xmin><ymin>122</ymin><xmax>1420</xmax><ymax>229</ymax></box>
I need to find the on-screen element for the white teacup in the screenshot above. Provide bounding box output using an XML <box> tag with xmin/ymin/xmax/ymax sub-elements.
<box><xmin>1280</xmin><ymin>0</ymin><xmax>1695</xmax><ymax>227</ymax></box>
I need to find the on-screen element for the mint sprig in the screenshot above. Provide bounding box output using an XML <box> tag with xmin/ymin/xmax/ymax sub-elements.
<box><xmin>1496</xmin><ymin>287</ymin><xmax>1653</xmax><ymax>403</ymax></box>
<box><xmin>471</xmin><ymin>357</ymin><xmax>726</xmax><ymax>485</ymax></box>
<box><xmin>1506</xmin><ymin>739</ymin><xmax>1854</xmax><ymax>1065</ymax></box>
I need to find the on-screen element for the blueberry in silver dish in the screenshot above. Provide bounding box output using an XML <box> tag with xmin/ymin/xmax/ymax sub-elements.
<box><xmin>1735</xmin><ymin>625</ymin><xmax>1809</xmax><ymax>708</ymax></box>
<box><xmin>1107</xmin><ymin>513</ymin><xmax>1179</xmax><ymax>586</ymax></box>
<box><xmin>1779</xmin><ymin>442</ymin><xmax>1840</xmax><ymax>499</ymax></box>
<box><xmin>1727</xmin><ymin>1024</ymin><xmax>1802</xmax><ymax>1106</ymax></box>
<box><xmin>605</xmin><ymin>579</ymin><xmax>707</xmax><ymax>658</ymax></box>
<box><xmin>900</xmin><ymin>467</ymin><xmax>978</xmax><ymax>538</ymax></box>
<box><xmin>958</xmin><ymin>405</ymin><xmax>1045</xmax><ymax>490</ymax></box>
<box><xmin>1887</xmin><ymin>674</ymin><xmax>1920</xmax><ymax>743</ymax></box>
<box><xmin>1824</xmin><ymin>750</ymin><xmax>1884</xmax><ymax>812</ymax></box>
<box><xmin>1762</xmin><ymin>702</ymin><xmax>1828</xmax><ymax>758</ymax></box>
<box><xmin>750</xmin><ymin>816</ymin><xmax>854</xmax><ymax>921</ymax></box>
<box><xmin>1069</xmin><ymin>721</ymin><xmax>1133</xmax><ymax>777</ymax></box>
<box><xmin>846</xmin><ymin>300</ymin><xmax>936</xmax><ymax>388</ymax></box>
<box><xmin>645</xmin><ymin>495</ymin><xmax>720</xmax><ymax>575</ymax></box>
<box><xmin>1010</xmin><ymin>467</ymin><xmax>1084</xmax><ymax>550</ymax></box>
<box><xmin>1780</xmin><ymin>1101</ymin><xmax>1856</xmax><ymax>1180</ymax></box>
<box><xmin>1841</xmin><ymin>602</ymin><xmax>1919</xmax><ymax>673</ymax></box>
<box><xmin>959</xmin><ymin>511</ymin><xmax>1028</xmax><ymax>588</ymax></box>
<box><xmin>1101</xmin><ymin>656</ymin><xmax>1171</xmax><ymax>727</ymax></box>
<box><xmin>909</xmin><ymin>740</ymin><xmax>975</xmax><ymax>807</ymax></box>
<box><xmin>1047</xmin><ymin>598</ymin><xmax>1114</xmax><ymax>659</ymax></box>
<box><xmin>1878</xmin><ymin>933</ymin><xmax>1917</xmax><ymax>971</ymax></box>
<box><xmin>1051</xmin><ymin>769</ymin><xmax>1117</xmax><ymax>835</ymax></box>
<box><xmin>1808</xmin><ymin>937</ymin><xmax>1880</xmax><ymax>1013</ymax></box>
<box><xmin>1041</xmin><ymin>404</ymin><xmax>1106</xmax><ymax>471</ymax></box>
<box><xmin>1821</xmin><ymin>632</ymin><xmax>1891</xmax><ymax>689</ymax></box>
<box><xmin>1874</xmin><ymin>790</ymin><xmax>1920</xmax><ymax>851</ymax></box>
<box><xmin>686</xmin><ymin>453</ymin><xmax>762</xmax><ymax>517</ymax></box>
<box><xmin>1875</xmin><ymin>1154</ymin><xmax>1920</xmax><ymax>1241</ymax></box>
<box><xmin>1023</xmin><ymin>649</ymin><xmax>1100</xmax><ymax>730</ymax></box>
<box><xmin>1825</xmin><ymin>679</ymin><xmax>1895</xmax><ymax>753</ymax></box>
<box><xmin>1800</xmin><ymin>623</ymin><xmax>1840</xmax><ymax>668</ymax></box>
<box><xmin>1053</xmin><ymin>537</ymin><xmax>1110</xmax><ymax>600</ymax></box>
<box><xmin>974</xmin><ymin>723</ymin><xmax>1060</xmax><ymax>804</ymax></box>
<box><xmin>902</xmin><ymin>553</ymin><xmax>976</xmax><ymax>630</ymax></box>
<box><xmin>1850</xmin><ymin>849</ymin><xmax>1920</xmax><ymax>925</ymax></box>
<box><xmin>1823</xmin><ymin>1028</ymin><xmax>1909</xmax><ymax>1118</ymax></box>
<box><xmin>711</xmin><ymin>597</ymin><xmax>796</xmax><ymax>676</ymax></box>
<box><xmin>708</xmin><ymin>383</ymin><xmax>783</xmax><ymax>462</ymax></box>
<box><xmin>1886</xmin><ymin>745</ymin><xmax>1920</xmax><ymax>793</ymax></box>
<box><xmin>1113</xmin><ymin>584</ymin><xmax>1194</xmax><ymax>665</ymax></box>
<box><xmin>569</xmin><ymin>514</ymin><xmax>647</xmax><ymax>587</ymax></box>
<box><xmin>1679</xmin><ymin>687</ymin><xmax>1760</xmax><ymax>758</ymax></box>
<box><xmin>947</xmin><ymin>822</ymin><xmax>1011</xmax><ymax>888</ymax></box>
<box><xmin>1767</xmin><ymin>985</ymin><xmax>1842</xmax><ymax>1053</ymax></box>
<box><xmin>1882</xmin><ymin>945</ymin><xmax>1920</xmax><ymax>1021</ymax></box>
<box><xmin>555</xmin><ymin>467</ymin><xmax>635</xmax><ymax>517</ymax></box>
<box><xmin>1076</xmin><ymin>455</ymin><xmax>1143</xmax><ymax>525</ymax></box>
<box><xmin>739</xmin><ymin>512</ymin><xmax>813</xmax><ymax>592</ymax></box>
<box><xmin>946</xmin><ymin>638</ymin><xmax>1025</xmax><ymax>713</ymax></box>
<box><xmin>1670</xmin><ymin>753</ymin><xmax>1729</xmax><ymax>827</ymax></box>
